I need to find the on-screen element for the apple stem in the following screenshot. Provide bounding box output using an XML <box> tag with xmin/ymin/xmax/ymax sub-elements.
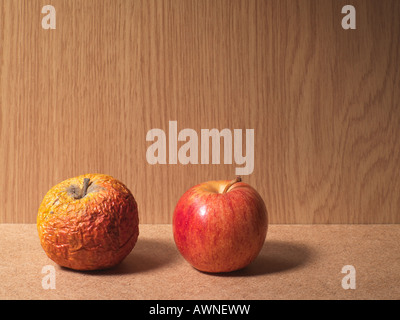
<box><xmin>222</xmin><ymin>176</ymin><xmax>242</xmax><ymax>194</ymax></box>
<box><xmin>80</xmin><ymin>178</ymin><xmax>90</xmax><ymax>198</ymax></box>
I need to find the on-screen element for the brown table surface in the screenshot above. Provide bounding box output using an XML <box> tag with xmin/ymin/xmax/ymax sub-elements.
<box><xmin>0</xmin><ymin>224</ymin><xmax>399</xmax><ymax>300</ymax></box>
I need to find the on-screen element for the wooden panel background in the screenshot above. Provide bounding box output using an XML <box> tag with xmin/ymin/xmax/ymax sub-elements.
<box><xmin>0</xmin><ymin>0</ymin><xmax>399</xmax><ymax>224</ymax></box>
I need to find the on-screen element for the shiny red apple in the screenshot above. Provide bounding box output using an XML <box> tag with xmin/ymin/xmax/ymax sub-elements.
<box><xmin>173</xmin><ymin>177</ymin><xmax>268</xmax><ymax>273</ymax></box>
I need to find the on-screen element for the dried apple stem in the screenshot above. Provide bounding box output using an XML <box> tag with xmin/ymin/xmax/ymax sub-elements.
<box><xmin>80</xmin><ymin>178</ymin><xmax>90</xmax><ymax>198</ymax></box>
<box><xmin>222</xmin><ymin>176</ymin><xmax>242</xmax><ymax>194</ymax></box>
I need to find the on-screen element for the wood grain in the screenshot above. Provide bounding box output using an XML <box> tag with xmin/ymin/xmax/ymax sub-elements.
<box><xmin>0</xmin><ymin>0</ymin><xmax>399</xmax><ymax>223</ymax></box>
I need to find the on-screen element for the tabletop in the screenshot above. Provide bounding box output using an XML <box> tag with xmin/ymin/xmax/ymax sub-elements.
<box><xmin>0</xmin><ymin>223</ymin><xmax>399</xmax><ymax>300</ymax></box>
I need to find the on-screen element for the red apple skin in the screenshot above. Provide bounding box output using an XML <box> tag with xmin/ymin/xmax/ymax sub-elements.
<box><xmin>173</xmin><ymin>179</ymin><xmax>268</xmax><ymax>273</ymax></box>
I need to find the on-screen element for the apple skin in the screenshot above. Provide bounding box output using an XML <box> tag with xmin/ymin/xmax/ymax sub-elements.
<box><xmin>37</xmin><ymin>174</ymin><xmax>139</xmax><ymax>271</ymax></box>
<box><xmin>173</xmin><ymin>178</ymin><xmax>268</xmax><ymax>273</ymax></box>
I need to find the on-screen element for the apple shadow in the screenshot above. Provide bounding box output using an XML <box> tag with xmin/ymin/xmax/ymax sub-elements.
<box><xmin>59</xmin><ymin>238</ymin><xmax>179</xmax><ymax>275</ymax></box>
<box><xmin>202</xmin><ymin>240</ymin><xmax>316</xmax><ymax>277</ymax></box>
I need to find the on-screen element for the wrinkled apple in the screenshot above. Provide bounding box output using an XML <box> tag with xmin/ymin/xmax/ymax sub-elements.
<box><xmin>37</xmin><ymin>174</ymin><xmax>139</xmax><ymax>271</ymax></box>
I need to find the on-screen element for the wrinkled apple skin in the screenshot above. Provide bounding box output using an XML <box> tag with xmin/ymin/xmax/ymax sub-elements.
<box><xmin>37</xmin><ymin>174</ymin><xmax>139</xmax><ymax>271</ymax></box>
<box><xmin>173</xmin><ymin>180</ymin><xmax>268</xmax><ymax>273</ymax></box>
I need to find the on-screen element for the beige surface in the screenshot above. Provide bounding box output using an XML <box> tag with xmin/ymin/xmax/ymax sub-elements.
<box><xmin>1</xmin><ymin>1</ymin><xmax>400</xmax><ymax>224</ymax></box>
<box><xmin>0</xmin><ymin>224</ymin><xmax>399</xmax><ymax>300</ymax></box>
